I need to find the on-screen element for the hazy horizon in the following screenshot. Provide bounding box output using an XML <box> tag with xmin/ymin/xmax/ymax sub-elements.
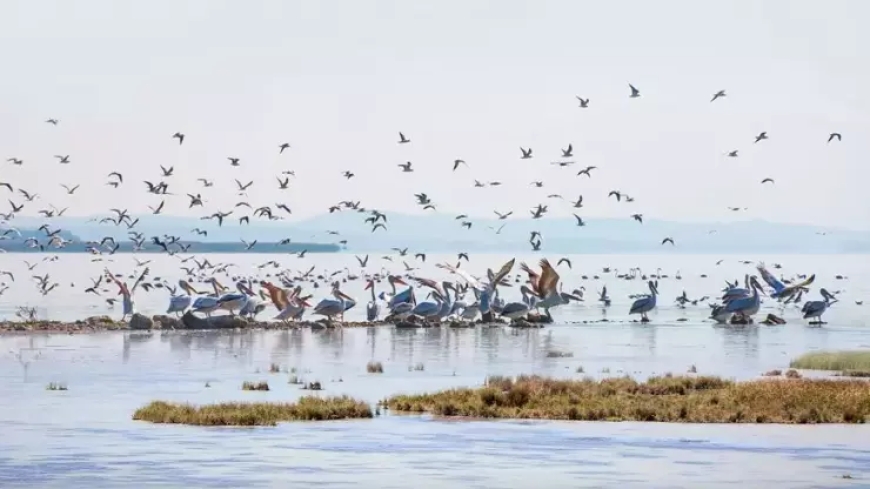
<box><xmin>1</xmin><ymin>0</ymin><xmax>868</xmax><ymax>250</ymax></box>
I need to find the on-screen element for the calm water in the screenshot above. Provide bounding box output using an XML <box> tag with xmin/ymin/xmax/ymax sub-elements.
<box><xmin>0</xmin><ymin>253</ymin><xmax>868</xmax><ymax>487</ymax></box>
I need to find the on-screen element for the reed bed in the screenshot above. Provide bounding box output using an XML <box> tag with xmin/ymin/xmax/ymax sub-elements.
<box><xmin>133</xmin><ymin>396</ymin><xmax>373</xmax><ymax>426</ymax></box>
<box><xmin>789</xmin><ymin>350</ymin><xmax>870</xmax><ymax>371</ymax></box>
<box><xmin>385</xmin><ymin>374</ymin><xmax>870</xmax><ymax>423</ymax></box>
<box><xmin>241</xmin><ymin>381</ymin><xmax>270</xmax><ymax>391</ymax></box>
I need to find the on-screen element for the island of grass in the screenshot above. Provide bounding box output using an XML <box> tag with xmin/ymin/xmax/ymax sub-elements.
<box><xmin>385</xmin><ymin>374</ymin><xmax>870</xmax><ymax>424</ymax></box>
<box><xmin>790</xmin><ymin>350</ymin><xmax>870</xmax><ymax>377</ymax></box>
<box><xmin>133</xmin><ymin>395</ymin><xmax>372</xmax><ymax>426</ymax></box>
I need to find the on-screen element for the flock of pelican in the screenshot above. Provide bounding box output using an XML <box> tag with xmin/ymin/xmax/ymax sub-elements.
<box><xmin>73</xmin><ymin>253</ymin><xmax>837</xmax><ymax>329</ymax></box>
<box><xmin>0</xmin><ymin>85</ymin><xmax>855</xmax><ymax>328</ymax></box>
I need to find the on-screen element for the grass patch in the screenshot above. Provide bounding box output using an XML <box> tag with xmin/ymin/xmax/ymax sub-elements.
<box><xmin>839</xmin><ymin>370</ymin><xmax>870</xmax><ymax>378</ymax></box>
<box><xmin>386</xmin><ymin>374</ymin><xmax>870</xmax><ymax>423</ymax></box>
<box><xmin>133</xmin><ymin>396</ymin><xmax>373</xmax><ymax>426</ymax></box>
<box><xmin>242</xmin><ymin>381</ymin><xmax>270</xmax><ymax>391</ymax></box>
<box><xmin>366</xmin><ymin>361</ymin><xmax>384</xmax><ymax>373</ymax></box>
<box><xmin>790</xmin><ymin>350</ymin><xmax>870</xmax><ymax>371</ymax></box>
<box><xmin>46</xmin><ymin>382</ymin><xmax>68</xmax><ymax>391</ymax></box>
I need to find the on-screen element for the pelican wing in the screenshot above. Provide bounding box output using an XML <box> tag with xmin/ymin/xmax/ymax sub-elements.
<box><xmin>519</xmin><ymin>261</ymin><xmax>541</xmax><ymax>296</ymax></box>
<box><xmin>756</xmin><ymin>263</ymin><xmax>784</xmax><ymax>293</ymax></box>
<box><xmin>436</xmin><ymin>262</ymin><xmax>483</xmax><ymax>289</ymax></box>
<box><xmin>412</xmin><ymin>277</ymin><xmax>443</xmax><ymax>295</ymax></box>
<box><xmin>490</xmin><ymin>258</ymin><xmax>515</xmax><ymax>288</ymax></box>
<box><xmin>538</xmin><ymin>258</ymin><xmax>560</xmax><ymax>296</ymax></box>
<box><xmin>785</xmin><ymin>274</ymin><xmax>815</xmax><ymax>293</ymax></box>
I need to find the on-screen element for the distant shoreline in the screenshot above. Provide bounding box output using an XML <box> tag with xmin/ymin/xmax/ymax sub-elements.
<box><xmin>0</xmin><ymin>241</ymin><xmax>342</xmax><ymax>254</ymax></box>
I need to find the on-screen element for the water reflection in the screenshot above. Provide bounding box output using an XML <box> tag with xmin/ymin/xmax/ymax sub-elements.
<box><xmin>1</xmin><ymin>324</ymin><xmax>869</xmax><ymax>487</ymax></box>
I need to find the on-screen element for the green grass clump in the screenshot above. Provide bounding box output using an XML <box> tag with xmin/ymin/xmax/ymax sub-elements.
<box><xmin>386</xmin><ymin>374</ymin><xmax>870</xmax><ymax>424</ymax></box>
<box><xmin>366</xmin><ymin>361</ymin><xmax>384</xmax><ymax>373</ymax></box>
<box><xmin>242</xmin><ymin>381</ymin><xmax>270</xmax><ymax>391</ymax></box>
<box><xmin>789</xmin><ymin>350</ymin><xmax>870</xmax><ymax>371</ymax></box>
<box><xmin>133</xmin><ymin>396</ymin><xmax>373</xmax><ymax>426</ymax></box>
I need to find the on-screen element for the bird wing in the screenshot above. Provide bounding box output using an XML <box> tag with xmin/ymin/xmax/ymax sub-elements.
<box><xmin>755</xmin><ymin>263</ymin><xmax>784</xmax><ymax>293</ymax></box>
<box><xmin>436</xmin><ymin>262</ymin><xmax>482</xmax><ymax>290</ymax></box>
<box><xmin>519</xmin><ymin>261</ymin><xmax>541</xmax><ymax>295</ymax></box>
<box><xmin>489</xmin><ymin>258</ymin><xmax>515</xmax><ymax>291</ymax></box>
<box><xmin>538</xmin><ymin>258</ymin><xmax>560</xmax><ymax>296</ymax></box>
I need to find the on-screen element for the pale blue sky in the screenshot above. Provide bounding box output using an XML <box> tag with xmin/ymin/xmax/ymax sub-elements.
<box><xmin>1</xmin><ymin>0</ymin><xmax>867</xmax><ymax>229</ymax></box>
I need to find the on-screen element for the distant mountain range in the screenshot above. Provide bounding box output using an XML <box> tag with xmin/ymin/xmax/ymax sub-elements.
<box><xmin>4</xmin><ymin>212</ymin><xmax>868</xmax><ymax>254</ymax></box>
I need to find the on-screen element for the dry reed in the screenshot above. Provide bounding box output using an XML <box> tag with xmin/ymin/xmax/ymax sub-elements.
<box><xmin>133</xmin><ymin>396</ymin><xmax>373</xmax><ymax>426</ymax></box>
<box><xmin>386</xmin><ymin>374</ymin><xmax>870</xmax><ymax>423</ymax></box>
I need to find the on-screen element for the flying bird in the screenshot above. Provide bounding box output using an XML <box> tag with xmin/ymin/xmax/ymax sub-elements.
<box><xmin>710</xmin><ymin>90</ymin><xmax>726</xmax><ymax>102</ymax></box>
<box><xmin>453</xmin><ymin>159</ymin><xmax>467</xmax><ymax>171</ymax></box>
<box><xmin>761</xmin><ymin>178</ymin><xmax>774</xmax><ymax>184</ymax></box>
<box><xmin>172</xmin><ymin>132</ymin><xmax>185</xmax><ymax>145</ymax></box>
<box><xmin>828</xmin><ymin>133</ymin><xmax>842</xmax><ymax>143</ymax></box>
<box><xmin>628</xmin><ymin>83</ymin><xmax>640</xmax><ymax>98</ymax></box>
<box><xmin>398</xmin><ymin>132</ymin><xmax>410</xmax><ymax>144</ymax></box>
<box><xmin>662</xmin><ymin>237</ymin><xmax>675</xmax><ymax>246</ymax></box>
<box><xmin>754</xmin><ymin>132</ymin><xmax>768</xmax><ymax>143</ymax></box>
<box><xmin>576</xmin><ymin>96</ymin><xmax>589</xmax><ymax>108</ymax></box>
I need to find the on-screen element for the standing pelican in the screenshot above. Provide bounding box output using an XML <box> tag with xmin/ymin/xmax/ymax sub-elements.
<box><xmin>724</xmin><ymin>276</ymin><xmax>765</xmax><ymax>322</ymax></box>
<box><xmin>365</xmin><ymin>279</ymin><xmax>380</xmax><ymax>321</ymax></box>
<box><xmin>802</xmin><ymin>288</ymin><xmax>837</xmax><ymax>325</ymax></box>
<box><xmin>313</xmin><ymin>284</ymin><xmax>353</xmax><ymax>323</ymax></box>
<box><xmin>629</xmin><ymin>280</ymin><xmax>659</xmax><ymax>323</ymax></box>
<box><xmin>105</xmin><ymin>267</ymin><xmax>148</xmax><ymax>321</ymax></box>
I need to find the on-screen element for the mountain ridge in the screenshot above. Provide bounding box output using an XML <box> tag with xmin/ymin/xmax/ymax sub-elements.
<box><xmin>4</xmin><ymin>212</ymin><xmax>867</xmax><ymax>254</ymax></box>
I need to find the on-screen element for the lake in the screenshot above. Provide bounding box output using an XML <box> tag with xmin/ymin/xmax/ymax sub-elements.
<box><xmin>0</xmin><ymin>253</ymin><xmax>868</xmax><ymax>487</ymax></box>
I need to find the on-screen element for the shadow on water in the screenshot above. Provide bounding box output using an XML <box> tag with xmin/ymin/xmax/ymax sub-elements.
<box><xmin>0</xmin><ymin>324</ymin><xmax>869</xmax><ymax>487</ymax></box>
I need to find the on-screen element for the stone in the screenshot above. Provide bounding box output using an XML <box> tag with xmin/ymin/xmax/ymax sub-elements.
<box><xmin>129</xmin><ymin>313</ymin><xmax>154</xmax><ymax>330</ymax></box>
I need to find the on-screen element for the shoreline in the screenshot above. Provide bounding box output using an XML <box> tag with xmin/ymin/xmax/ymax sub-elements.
<box><xmin>0</xmin><ymin>311</ymin><xmax>554</xmax><ymax>335</ymax></box>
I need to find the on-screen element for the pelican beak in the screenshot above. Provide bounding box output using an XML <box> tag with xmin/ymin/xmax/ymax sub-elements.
<box><xmin>302</xmin><ymin>300</ymin><xmax>311</xmax><ymax>307</ymax></box>
<box><xmin>364</xmin><ymin>281</ymin><xmax>373</xmax><ymax>290</ymax></box>
<box><xmin>394</xmin><ymin>277</ymin><xmax>407</xmax><ymax>286</ymax></box>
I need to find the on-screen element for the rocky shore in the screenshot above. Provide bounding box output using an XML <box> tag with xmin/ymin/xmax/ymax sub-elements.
<box><xmin>0</xmin><ymin>311</ymin><xmax>553</xmax><ymax>334</ymax></box>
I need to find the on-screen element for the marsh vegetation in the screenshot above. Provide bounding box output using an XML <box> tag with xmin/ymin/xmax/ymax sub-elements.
<box><xmin>133</xmin><ymin>396</ymin><xmax>373</xmax><ymax>426</ymax></box>
<box><xmin>385</xmin><ymin>374</ymin><xmax>870</xmax><ymax>423</ymax></box>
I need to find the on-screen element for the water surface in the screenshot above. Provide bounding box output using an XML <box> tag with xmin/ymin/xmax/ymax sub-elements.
<box><xmin>0</xmin><ymin>252</ymin><xmax>868</xmax><ymax>487</ymax></box>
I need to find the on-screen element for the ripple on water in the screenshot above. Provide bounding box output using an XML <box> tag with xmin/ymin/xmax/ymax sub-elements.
<box><xmin>2</xmin><ymin>313</ymin><xmax>870</xmax><ymax>487</ymax></box>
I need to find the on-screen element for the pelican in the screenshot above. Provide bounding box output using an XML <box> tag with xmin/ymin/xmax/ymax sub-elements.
<box><xmin>629</xmin><ymin>280</ymin><xmax>659</xmax><ymax>322</ymax></box>
<box><xmin>365</xmin><ymin>279</ymin><xmax>380</xmax><ymax>321</ymax></box>
<box><xmin>216</xmin><ymin>285</ymin><xmax>249</xmax><ymax>316</ymax></box>
<box><xmin>598</xmin><ymin>286</ymin><xmax>611</xmax><ymax>307</ymax></box>
<box><xmin>724</xmin><ymin>276</ymin><xmax>765</xmax><ymax>322</ymax></box>
<box><xmin>166</xmin><ymin>294</ymin><xmax>191</xmax><ymax>316</ymax></box>
<box><xmin>802</xmin><ymin>288</ymin><xmax>837</xmax><ymax>325</ymax></box>
<box><xmin>313</xmin><ymin>284</ymin><xmax>353</xmax><ymax>323</ymax></box>
<box><xmin>411</xmin><ymin>291</ymin><xmax>443</xmax><ymax>321</ymax></box>
<box><xmin>237</xmin><ymin>281</ymin><xmax>266</xmax><ymax>319</ymax></box>
<box><xmin>191</xmin><ymin>296</ymin><xmax>220</xmax><ymax>317</ymax></box>
<box><xmin>757</xmin><ymin>263</ymin><xmax>815</xmax><ymax>300</ymax></box>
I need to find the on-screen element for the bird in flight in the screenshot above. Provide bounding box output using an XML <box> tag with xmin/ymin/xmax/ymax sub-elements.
<box><xmin>754</xmin><ymin>131</ymin><xmax>768</xmax><ymax>143</ymax></box>
<box><xmin>172</xmin><ymin>132</ymin><xmax>185</xmax><ymax>145</ymax></box>
<box><xmin>628</xmin><ymin>83</ymin><xmax>640</xmax><ymax>98</ymax></box>
<box><xmin>662</xmin><ymin>237</ymin><xmax>675</xmax><ymax>246</ymax></box>
<box><xmin>576</xmin><ymin>96</ymin><xmax>589</xmax><ymax>108</ymax></box>
<box><xmin>398</xmin><ymin>132</ymin><xmax>410</xmax><ymax>144</ymax></box>
<box><xmin>761</xmin><ymin>178</ymin><xmax>774</xmax><ymax>184</ymax></box>
<box><xmin>453</xmin><ymin>159</ymin><xmax>467</xmax><ymax>171</ymax></box>
<box><xmin>279</xmin><ymin>142</ymin><xmax>291</xmax><ymax>153</ymax></box>
<box><xmin>828</xmin><ymin>132</ymin><xmax>842</xmax><ymax>143</ymax></box>
<box><xmin>520</xmin><ymin>147</ymin><xmax>533</xmax><ymax>159</ymax></box>
<box><xmin>710</xmin><ymin>90</ymin><xmax>726</xmax><ymax>102</ymax></box>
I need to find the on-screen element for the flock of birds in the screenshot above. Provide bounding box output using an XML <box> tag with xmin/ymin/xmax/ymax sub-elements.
<box><xmin>0</xmin><ymin>85</ymin><xmax>856</xmax><ymax>327</ymax></box>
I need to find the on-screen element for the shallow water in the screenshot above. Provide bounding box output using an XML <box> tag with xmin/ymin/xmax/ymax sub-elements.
<box><xmin>0</xmin><ymin>253</ymin><xmax>869</xmax><ymax>487</ymax></box>
<box><xmin>1</xmin><ymin>324</ymin><xmax>869</xmax><ymax>487</ymax></box>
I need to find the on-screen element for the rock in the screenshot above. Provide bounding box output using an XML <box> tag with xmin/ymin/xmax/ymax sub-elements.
<box><xmin>180</xmin><ymin>311</ymin><xmax>251</xmax><ymax>330</ymax></box>
<box><xmin>151</xmin><ymin>315</ymin><xmax>183</xmax><ymax>330</ymax></box>
<box><xmin>129</xmin><ymin>313</ymin><xmax>154</xmax><ymax>330</ymax></box>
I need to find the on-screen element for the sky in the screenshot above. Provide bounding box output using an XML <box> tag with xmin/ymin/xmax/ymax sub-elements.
<box><xmin>1</xmin><ymin>0</ymin><xmax>868</xmax><ymax>231</ymax></box>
